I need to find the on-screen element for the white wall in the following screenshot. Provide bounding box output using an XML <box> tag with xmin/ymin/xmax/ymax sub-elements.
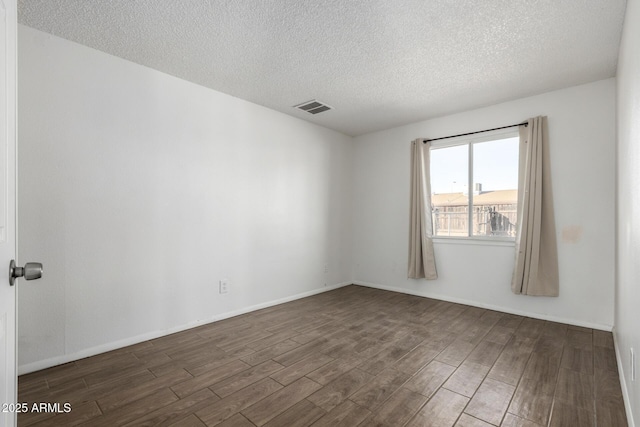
<box><xmin>352</xmin><ymin>79</ymin><xmax>616</xmax><ymax>330</ymax></box>
<box><xmin>616</xmin><ymin>0</ymin><xmax>640</xmax><ymax>424</ymax></box>
<box><xmin>17</xmin><ymin>26</ymin><xmax>353</xmax><ymax>373</ymax></box>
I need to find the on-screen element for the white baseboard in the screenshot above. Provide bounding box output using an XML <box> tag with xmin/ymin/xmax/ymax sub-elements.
<box><xmin>18</xmin><ymin>282</ymin><xmax>351</xmax><ymax>375</ymax></box>
<box><xmin>352</xmin><ymin>281</ymin><xmax>613</xmax><ymax>332</ymax></box>
<box><xmin>612</xmin><ymin>328</ymin><xmax>636</xmax><ymax>427</ymax></box>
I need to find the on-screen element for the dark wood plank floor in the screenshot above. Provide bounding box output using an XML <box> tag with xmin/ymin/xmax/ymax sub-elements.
<box><xmin>17</xmin><ymin>285</ymin><xmax>628</xmax><ymax>426</ymax></box>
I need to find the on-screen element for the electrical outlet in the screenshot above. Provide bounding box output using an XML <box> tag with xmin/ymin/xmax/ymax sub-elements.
<box><xmin>324</xmin><ymin>264</ymin><xmax>328</xmax><ymax>287</ymax></box>
<box><xmin>219</xmin><ymin>279</ymin><xmax>229</xmax><ymax>294</ymax></box>
<box><xmin>632</xmin><ymin>348</ymin><xmax>636</xmax><ymax>381</ymax></box>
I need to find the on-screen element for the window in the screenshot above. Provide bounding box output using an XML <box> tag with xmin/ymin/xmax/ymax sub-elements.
<box><xmin>430</xmin><ymin>130</ymin><xmax>519</xmax><ymax>239</ymax></box>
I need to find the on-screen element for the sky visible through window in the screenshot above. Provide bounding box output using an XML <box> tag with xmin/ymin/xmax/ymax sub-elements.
<box><xmin>430</xmin><ymin>137</ymin><xmax>519</xmax><ymax>194</ymax></box>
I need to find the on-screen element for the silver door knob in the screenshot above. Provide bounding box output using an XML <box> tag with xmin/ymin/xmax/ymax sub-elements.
<box><xmin>9</xmin><ymin>259</ymin><xmax>43</xmax><ymax>286</ymax></box>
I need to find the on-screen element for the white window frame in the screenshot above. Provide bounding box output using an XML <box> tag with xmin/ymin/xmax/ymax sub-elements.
<box><xmin>429</xmin><ymin>127</ymin><xmax>519</xmax><ymax>245</ymax></box>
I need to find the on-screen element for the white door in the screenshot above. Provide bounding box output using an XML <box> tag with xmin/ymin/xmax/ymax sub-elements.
<box><xmin>0</xmin><ymin>0</ymin><xmax>16</xmax><ymax>426</ymax></box>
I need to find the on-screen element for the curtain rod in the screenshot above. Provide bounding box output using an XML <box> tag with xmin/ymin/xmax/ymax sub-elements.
<box><xmin>423</xmin><ymin>121</ymin><xmax>528</xmax><ymax>143</ymax></box>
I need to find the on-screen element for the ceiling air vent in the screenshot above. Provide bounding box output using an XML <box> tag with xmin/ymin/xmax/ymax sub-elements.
<box><xmin>293</xmin><ymin>100</ymin><xmax>332</xmax><ymax>115</ymax></box>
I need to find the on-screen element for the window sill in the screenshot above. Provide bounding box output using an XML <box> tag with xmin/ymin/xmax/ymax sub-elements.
<box><xmin>432</xmin><ymin>237</ymin><xmax>516</xmax><ymax>247</ymax></box>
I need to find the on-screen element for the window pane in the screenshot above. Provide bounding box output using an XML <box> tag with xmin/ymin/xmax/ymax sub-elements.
<box><xmin>472</xmin><ymin>137</ymin><xmax>519</xmax><ymax>237</ymax></box>
<box><xmin>430</xmin><ymin>144</ymin><xmax>469</xmax><ymax>237</ymax></box>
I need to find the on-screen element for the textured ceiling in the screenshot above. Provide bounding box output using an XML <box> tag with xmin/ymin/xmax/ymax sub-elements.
<box><xmin>18</xmin><ymin>0</ymin><xmax>627</xmax><ymax>136</ymax></box>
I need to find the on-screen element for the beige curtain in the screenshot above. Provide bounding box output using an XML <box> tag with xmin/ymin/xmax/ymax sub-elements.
<box><xmin>408</xmin><ymin>139</ymin><xmax>438</xmax><ymax>280</ymax></box>
<box><xmin>511</xmin><ymin>116</ymin><xmax>559</xmax><ymax>296</ymax></box>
